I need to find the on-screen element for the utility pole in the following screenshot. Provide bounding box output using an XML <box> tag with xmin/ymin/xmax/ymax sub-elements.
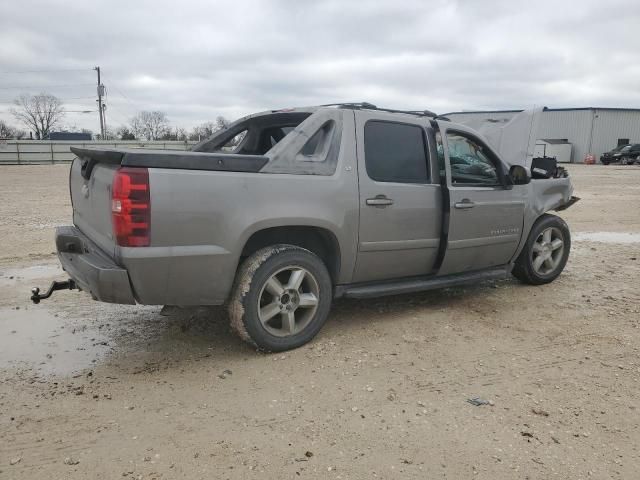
<box><xmin>94</xmin><ymin>66</ymin><xmax>106</xmax><ymax>139</ymax></box>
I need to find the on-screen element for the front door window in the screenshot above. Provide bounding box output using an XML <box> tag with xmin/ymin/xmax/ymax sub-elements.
<box><xmin>446</xmin><ymin>132</ymin><xmax>500</xmax><ymax>186</ymax></box>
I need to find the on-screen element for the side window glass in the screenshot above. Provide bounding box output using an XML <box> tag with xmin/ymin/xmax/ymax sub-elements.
<box><xmin>446</xmin><ymin>132</ymin><xmax>499</xmax><ymax>185</ymax></box>
<box><xmin>364</xmin><ymin>121</ymin><xmax>429</xmax><ymax>183</ymax></box>
<box><xmin>435</xmin><ymin>131</ymin><xmax>445</xmax><ymax>181</ymax></box>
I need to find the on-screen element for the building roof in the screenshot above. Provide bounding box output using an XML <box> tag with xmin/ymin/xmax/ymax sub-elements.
<box><xmin>445</xmin><ymin>106</ymin><xmax>640</xmax><ymax>116</ymax></box>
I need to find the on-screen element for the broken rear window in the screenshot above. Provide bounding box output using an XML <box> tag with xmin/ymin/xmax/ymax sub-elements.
<box><xmin>192</xmin><ymin>112</ymin><xmax>311</xmax><ymax>156</ymax></box>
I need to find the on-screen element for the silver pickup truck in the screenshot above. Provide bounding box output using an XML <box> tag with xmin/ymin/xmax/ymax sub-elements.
<box><xmin>32</xmin><ymin>103</ymin><xmax>577</xmax><ymax>351</ymax></box>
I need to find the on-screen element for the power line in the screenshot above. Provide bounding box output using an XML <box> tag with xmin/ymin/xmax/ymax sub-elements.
<box><xmin>0</xmin><ymin>83</ymin><xmax>95</xmax><ymax>90</ymax></box>
<box><xmin>0</xmin><ymin>96</ymin><xmax>96</xmax><ymax>103</ymax></box>
<box><xmin>0</xmin><ymin>68</ymin><xmax>92</xmax><ymax>75</ymax></box>
<box><xmin>105</xmin><ymin>103</ymin><xmax>132</xmax><ymax>125</ymax></box>
<box><xmin>104</xmin><ymin>79</ymin><xmax>139</xmax><ymax>109</ymax></box>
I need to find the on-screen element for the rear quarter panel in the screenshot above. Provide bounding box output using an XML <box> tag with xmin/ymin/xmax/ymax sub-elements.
<box><xmin>120</xmin><ymin>114</ymin><xmax>359</xmax><ymax>305</ymax></box>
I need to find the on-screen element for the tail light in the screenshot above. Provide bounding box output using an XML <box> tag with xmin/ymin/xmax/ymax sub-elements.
<box><xmin>112</xmin><ymin>167</ymin><xmax>150</xmax><ymax>247</ymax></box>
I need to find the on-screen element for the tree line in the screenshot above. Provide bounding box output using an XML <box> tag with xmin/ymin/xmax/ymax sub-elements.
<box><xmin>0</xmin><ymin>92</ymin><xmax>231</xmax><ymax>141</ymax></box>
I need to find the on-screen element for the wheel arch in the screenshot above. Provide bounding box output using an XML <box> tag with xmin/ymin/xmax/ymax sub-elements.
<box><xmin>239</xmin><ymin>225</ymin><xmax>341</xmax><ymax>284</ymax></box>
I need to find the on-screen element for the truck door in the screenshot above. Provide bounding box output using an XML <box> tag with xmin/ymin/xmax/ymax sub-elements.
<box><xmin>354</xmin><ymin>111</ymin><xmax>441</xmax><ymax>282</ymax></box>
<box><xmin>437</xmin><ymin>127</ymin><xmax>525</xmax><ymax>275</ymax></box>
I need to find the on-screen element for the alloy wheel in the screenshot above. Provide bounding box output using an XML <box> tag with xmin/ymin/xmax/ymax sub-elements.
<box><xmin>257</xmin><ymin>266</ymin><xmax>320</xmax><ymax>337</ymax></box>
<box><xmin>531</xmin><ymin>227</ymin><xmax>564</xmax><ymax>275</ymax></box>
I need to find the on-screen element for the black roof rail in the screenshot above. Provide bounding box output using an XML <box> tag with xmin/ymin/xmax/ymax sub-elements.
<box><xmin>320</xmin><ymin>102</ymin><xmax>438</xmax><ymax>118</ymax></box>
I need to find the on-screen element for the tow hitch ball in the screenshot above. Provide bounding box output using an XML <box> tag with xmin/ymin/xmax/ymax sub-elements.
<box><xmin>30</xmin><ymin>279</ymin><xmax>78</xmax><ymax>304</ymax></box>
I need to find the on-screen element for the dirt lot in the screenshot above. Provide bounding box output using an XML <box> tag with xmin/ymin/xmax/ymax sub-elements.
<box><xmin>1</xmin><ymin>164</ymin><xmax>639</xmax><ymax>479</ymax></box>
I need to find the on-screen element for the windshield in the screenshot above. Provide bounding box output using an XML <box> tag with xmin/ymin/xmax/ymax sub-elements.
<box><xmin>620</xmin><ymin>145</ymin><xmax>632</xmax><ymax>152</ymax></box>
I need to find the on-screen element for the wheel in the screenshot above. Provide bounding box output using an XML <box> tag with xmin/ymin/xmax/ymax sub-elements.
<box><xmin>601</xmin><ymin>159</ymin><xmax>610</xmax><ymax>165</ymax></box>
<box><xmin>228</xmin><ymin>245</ymin><xmax>333</xmax><ymax>352</ymax></box>
<box><xmin>512</xmin><ymin>214</ymin><xmax>571</xmax><ymax>285</ymax></box>
<box><xmin>621</xmin><ymin>157</ymin><xmax>629</xmax><ymax>165</ymax></box>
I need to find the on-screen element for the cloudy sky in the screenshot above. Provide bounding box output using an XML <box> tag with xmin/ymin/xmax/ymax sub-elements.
<box><xmin>1</xmin><ymin>0</ymin><xmax>639</xmax><ymax>134</ymax></box>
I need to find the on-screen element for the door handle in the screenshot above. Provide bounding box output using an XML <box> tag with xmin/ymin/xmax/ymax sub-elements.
<box><xmin>366</xmin><ymin>195</ymin><xmax>394</xmax><ymax>207</ymax></box>
<box><xmin>454</xmin><ymin>199</ymin><xmax>475</xmax><ymax>209</ymax></box>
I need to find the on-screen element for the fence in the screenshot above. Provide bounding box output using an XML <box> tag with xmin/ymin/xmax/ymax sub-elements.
<box><xmin>0</xmin><ymin>140</ymin><xmax>198</xmax><ymax>165</ymax></box>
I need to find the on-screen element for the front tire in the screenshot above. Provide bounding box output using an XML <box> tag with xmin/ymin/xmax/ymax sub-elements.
<box><xmin>228</xmin><ymin>245</ymin><xmax>333</xmax><ymax>352</ymax></box>
<box><xmin>512</xmin><ymin>214</ymin><xmax>571</xmax><ymax>285</ymax></box>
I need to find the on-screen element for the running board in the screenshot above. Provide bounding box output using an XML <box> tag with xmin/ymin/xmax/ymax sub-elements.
<box><xmin>334</xmin><ymin>266</ymin><xmax>510</xmax><ymax>299</ymax></box>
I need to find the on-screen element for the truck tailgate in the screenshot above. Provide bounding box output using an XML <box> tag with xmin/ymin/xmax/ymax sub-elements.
<box><xmin>69</xmin><ymin>158</ymin><xmax>118</xmax><ymax>257</ymax></box>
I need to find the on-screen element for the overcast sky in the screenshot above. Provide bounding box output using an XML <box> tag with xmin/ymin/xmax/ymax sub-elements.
<box><xmin>1</xmin><ymin>0</ymin><xmax>639</xmax><ymax>134</ymax></box>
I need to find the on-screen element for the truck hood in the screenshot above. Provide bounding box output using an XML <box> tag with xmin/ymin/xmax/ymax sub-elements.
<box><xmin>450</xmin><ymin>108</ymin><xmax>543</xmax><ymax>167</ymax></box>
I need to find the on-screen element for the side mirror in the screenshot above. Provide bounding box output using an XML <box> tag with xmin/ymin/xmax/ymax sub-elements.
<box><xmin>509</xmin><ymin>165</ymin><xmax>531</xmax><ymax>185</ymax></box>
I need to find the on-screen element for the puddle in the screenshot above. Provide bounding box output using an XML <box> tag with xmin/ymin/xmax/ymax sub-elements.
<box><xmin>0</xmin><ymin>264</ymin><xmax>64</xmax><ymax>287</ymax></box>
<box><xmin>0</xmin><ymin>307</ymin><xmax>110</xmax><ymax>376</ymax></box>
<box><xmin>574</xmin><ymin>232</ymin><xmax>640</xmax><ymax>244</ymax></box>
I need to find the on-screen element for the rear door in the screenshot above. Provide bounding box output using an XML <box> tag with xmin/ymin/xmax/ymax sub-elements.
<box><xmin>354</xmin><ymin>112</ymin><xmax>441</xmax><ymax>282</ymax></box>
<box><xmin>437</xmin><ymin>127</ymin><xmax>525</xmax><ymax>275</ymax></box>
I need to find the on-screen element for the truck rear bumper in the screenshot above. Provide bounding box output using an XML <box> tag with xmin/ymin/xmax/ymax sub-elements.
<box><xmin>55</xmin><ymin>226</ymin><xmax>136</xmax><ymax>304</ymax></box>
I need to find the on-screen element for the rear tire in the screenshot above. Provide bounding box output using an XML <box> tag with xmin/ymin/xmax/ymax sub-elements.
<box><xmin>228</xmin><ymin>245</ymin><xmax>333</xmax><ymax>352</ymax></box>
<box><xmin>512</xmin><ymin>214</ymin><xmax>571</xmax><ymax>285</ymax></box>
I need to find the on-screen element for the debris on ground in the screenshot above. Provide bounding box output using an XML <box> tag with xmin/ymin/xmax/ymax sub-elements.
<box><xmin>531</xmin><ymin>407</ymin><xmax>550</xmax><ymax>417</ymax></box>
<box><xmin>467</xmin><ymin>397</ymin><xmax>494</xmax><ymax>407</ymax></box>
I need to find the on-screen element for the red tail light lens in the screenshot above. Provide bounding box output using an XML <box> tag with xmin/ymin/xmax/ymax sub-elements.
<box><xmin>112</xmin><ymin>167</ymin><xmax>150</xmax><ymax>247</ymax></box>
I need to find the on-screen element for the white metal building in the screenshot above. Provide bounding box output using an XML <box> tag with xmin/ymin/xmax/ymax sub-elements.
<box><xmin>445</xmin><ymin>107</ymin><xmax>640</xmax><ymax>163</ymax></box>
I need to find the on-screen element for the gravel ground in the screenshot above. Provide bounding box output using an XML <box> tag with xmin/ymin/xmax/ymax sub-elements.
<box><xmin>0</xmin><ymin>163</ymin><xmax>639</xmax><ymax>479</ymax></box>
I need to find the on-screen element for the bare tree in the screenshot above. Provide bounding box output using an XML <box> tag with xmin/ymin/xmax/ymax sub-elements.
<box><xmin>117</xmin><ymin>126</ymin><xmax>136</xmax><ymax>140</ymax></box>
<box><xmin>0</xmin><ymin>120</ymin><xmax>26</xmax><ymax>139</ymax></box>
<box><xmin>215</xmin><ymin>115</ymin><xmax>229</xmax><ymax>131</ymax></box>
<box><xmin>130</xmin><ymin>111</ymin><xmax>169</xmax><ymax>140</ymax></box>
<box><xmin>11</xmin><ymin>93</ymin><xmax>65</xmax><ymax>139</ymax></box>
<box><xmin>189</xmin><ymin>121</ymin><xmax>215</xmax><ymax>141</ymax></box>
<box><xmin>189</xmin><ymin>117</ymin><xmax>230</xmax><ymax>141</ymax></box>
<box><xmin>160</xmin><ymin>127</ymin><xmax>188</xmax><ymax>141</ymax></box>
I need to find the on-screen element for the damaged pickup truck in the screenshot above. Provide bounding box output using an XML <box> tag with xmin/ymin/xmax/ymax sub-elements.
<box><xmin>32</xmin><ymin>103</ymin><xmax>578</xmax><ymax>351</ymax></box>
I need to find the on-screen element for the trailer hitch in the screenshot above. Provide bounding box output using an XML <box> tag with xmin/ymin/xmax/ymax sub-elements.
<box><xmin>30</xmin><ymin>279</ymin><xmax>78</xmax><ymax>304</ymax></box>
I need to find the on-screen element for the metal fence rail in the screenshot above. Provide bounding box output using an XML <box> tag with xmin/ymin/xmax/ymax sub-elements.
<box><xmin>0</xmin><ymin>140</ymin><xmax>197</xmax><ymax>165</ymax></box>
